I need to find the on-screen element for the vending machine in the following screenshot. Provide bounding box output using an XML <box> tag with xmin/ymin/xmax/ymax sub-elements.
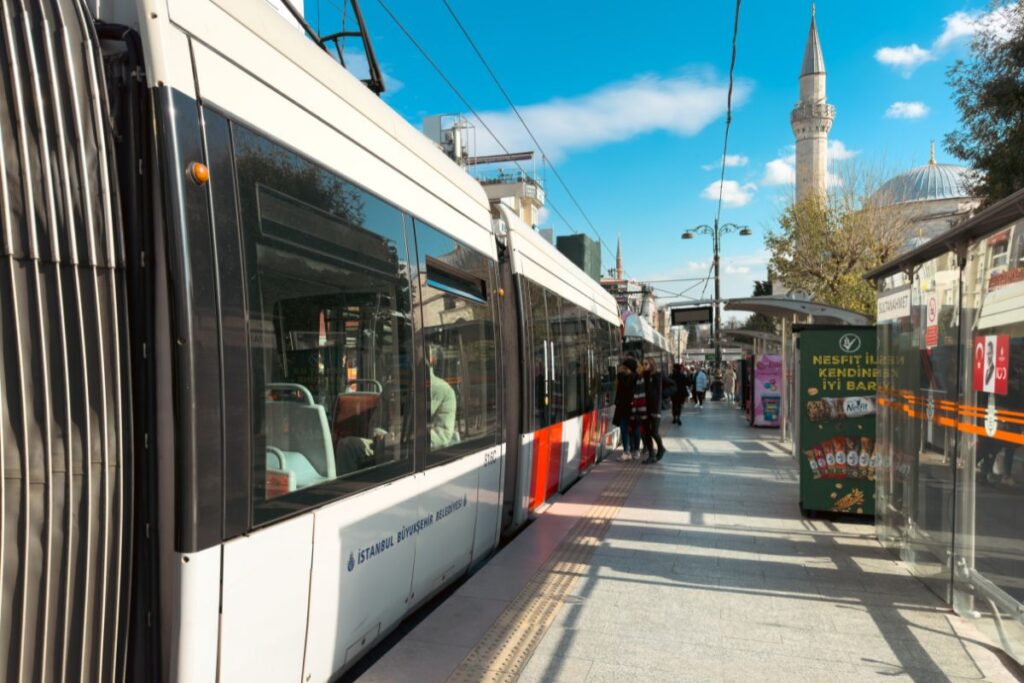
<box><xmin>751</xmin><ymin>354</ymin><xmax>782</xmax><ymax>427</ymax></box>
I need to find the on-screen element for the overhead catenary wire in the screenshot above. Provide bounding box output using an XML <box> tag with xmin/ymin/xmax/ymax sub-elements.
<box><xmin>373</xmin><ymin>0</ymin><xmax>613</xmax><ymax>271</ymax></box>
<box><xmin>439</xmin><ymin>0</ymin><xmax>620</xmax><ymax>270</ymax></box>
<box><xmin>713</xmin><ymin>0</ymin><xmax>743</xmax><ymax>230</ymax></box>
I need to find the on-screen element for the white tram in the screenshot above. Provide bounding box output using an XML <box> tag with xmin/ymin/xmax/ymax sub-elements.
<box><xmin>0</xmin><ymin>1</ymin><xmax>621</xmax><ymax>681</ymax></box>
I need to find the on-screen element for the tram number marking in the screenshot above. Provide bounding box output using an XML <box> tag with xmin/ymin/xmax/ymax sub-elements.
<box><xmin>484</xmin><ymin>449</ymin><xmax>499</xmax><ymax>467</ymax></box>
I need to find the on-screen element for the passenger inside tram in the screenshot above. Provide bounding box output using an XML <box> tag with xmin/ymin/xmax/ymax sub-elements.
<box><xmin>427</xmin><ymin>342</ymin><xmax>458</xmax><ymax>449</ymax></box>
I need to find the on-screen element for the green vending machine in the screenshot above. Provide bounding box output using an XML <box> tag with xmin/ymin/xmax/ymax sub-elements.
<box><xmin>795</xmin><ymin>326</ymin><xmax>877</xmax><ymax>516</ymax></box>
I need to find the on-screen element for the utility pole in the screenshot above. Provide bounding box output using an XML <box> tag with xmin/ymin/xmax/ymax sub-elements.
<box><xmin>682</xmin><ymin>221</ymin><xmax>751</xmax><ymax>367</ymax></box>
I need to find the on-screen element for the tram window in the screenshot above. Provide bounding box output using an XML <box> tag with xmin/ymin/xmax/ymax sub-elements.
<box><xmin>233</xmin><ymin>124</ymin><xmax>414</xmax><ymax>524</ymax></box>
<box><xmin>527</xmin><ymin>279</ymin><xmax>550</xmax><ymax>431</ymax></box>
<box><xmin>558</xmin><ymin>302</ymin><xmax>586</xmax><ymax>418</ymax></box>
<box><xmin>413</xmin><ymin>221</ymin><xmax>499</xmax><ymax>464</ymax></box>
<box><xmin>584</xmin><ymin>314</ymin><xmax>601</xmax><ymax>412</ymax></box>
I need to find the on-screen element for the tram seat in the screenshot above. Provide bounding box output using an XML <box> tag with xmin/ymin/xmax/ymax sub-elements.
<box><xmin>332</xmin><ymin>392</ymin><xmax>381</xmax><ymax>442</ymax></box>
<box><xmin>265</xmin><ymin>397</ymin><xmax>337</xmax><ymax>483</ymax></box>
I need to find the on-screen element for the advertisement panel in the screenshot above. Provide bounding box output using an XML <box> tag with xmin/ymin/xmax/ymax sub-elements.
<box><xmin>752</xmin><ymin>354</ymin><xmax>782</xmax><ymax>427</ymax></box>
<box><xmin>797</xmin><ymin>327</ymin><xmax>877</xmax><ymax>515</ymax></box>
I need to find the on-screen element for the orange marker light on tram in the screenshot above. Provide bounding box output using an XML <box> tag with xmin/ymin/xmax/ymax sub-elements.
<box><xmin>189</xmin><ymin>161</ymin><xmax>210</xmax><ymax>185</ymax></box>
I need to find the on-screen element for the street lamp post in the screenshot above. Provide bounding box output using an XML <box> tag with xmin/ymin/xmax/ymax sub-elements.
<box><xmin>681</xmin><ymin>220</ymin><xmax>752</xmax><ymax>367</ymax></box>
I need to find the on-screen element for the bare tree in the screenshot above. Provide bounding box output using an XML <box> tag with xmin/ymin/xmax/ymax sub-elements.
<box><xmin>765</xmin><ymin>161</ymin><xmax>914</xmax><ymax>318</ymax></box>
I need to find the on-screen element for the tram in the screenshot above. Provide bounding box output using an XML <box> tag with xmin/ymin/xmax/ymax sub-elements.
<box><xmin>622</xmin><ymin>309</ymin><xmax>674</xmax><ymax>373</ymax></box>
<box><xmin>0</xmin><ymin>1</ymin><xmax>621</xmax><ymax>681</ymax></box>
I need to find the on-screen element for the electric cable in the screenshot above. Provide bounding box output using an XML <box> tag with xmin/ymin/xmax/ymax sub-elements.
<box><xmin>713</xmin><ymin>0</ymin><xmax>743</xmax><ymax>230</ymax></box>
<box><xmin>375</xmin><ymin>0</ymin><xmax>602</xmax><ymax>252</ymax></box>
<box><xmin>440</xmin><ymin>0</ymin><xmax>618</xmax><ymax>268</ymax></box>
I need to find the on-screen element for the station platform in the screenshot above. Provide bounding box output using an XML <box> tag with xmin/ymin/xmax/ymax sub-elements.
<box><xmin>356</xmin><ymin>402</ymin><xmax>1023</xmax><ymax>682</ymax></box>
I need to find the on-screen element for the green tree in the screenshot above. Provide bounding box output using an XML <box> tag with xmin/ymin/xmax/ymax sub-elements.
<box><xmin>945</xmin><ymin>3</ymin><xmax>1024</xmax><ymax>204</ymax></box>
<box><xmin>742</xmin><ymin>280</ymin><xmax>776</xmax><ymax>333</ymax></box>
<box><xmin>765</xmin><ymin>164</ymin><xmax>911</xmax><ymax>319</ymax></box>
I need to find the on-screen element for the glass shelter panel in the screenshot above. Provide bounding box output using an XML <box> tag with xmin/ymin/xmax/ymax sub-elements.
<box><xmin>911</xmin><ymin>253</ymin><xmax>960</xmax><ymax>601</ymax></box>
<box><xmin>875</xmin><ymin>251</ymin><xmax>960</xmax><ymax>602</ymax></box>
<box><xmin>955</xmin><ymin>221</ymin><xmax>1024</xmax><ymax>653</ymax></box>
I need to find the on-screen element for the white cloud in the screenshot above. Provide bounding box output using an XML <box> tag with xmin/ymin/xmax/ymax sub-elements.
<box><xmin>828</xmin><ymin>140</ymin><xmax>859</xmax><ymax>161</ymax></box>
<box><xmin>885</xmin><ymin>101</ymin><xmax>930</xmax><ymax>119</ymax></box>
<box><xmin>474</xmin><ymin>72</ymin><xmax>752</xmax><ymax>160</ymax></box>
<box><xmin>876</xmin><ymin>5</ymin><xmax>1018</xmax><ymax>77</ymax></box>
<box><xmin>762</xmin><ymin>158</ymin><xmax>795</xmax><ymax>186</ymax></box>
<box><xmin>934</xmin><ymin>11</ymin><xmax>980</xmax><ymax>49</ymax></box>
<box><xmin>687</xmin><ymin>261</ymin><xmax>710</xmax><ymax>270</ymax></box>
<box><xmin>701</xmin><ymin>179</ymin><xmax>756</xmax><ymax>207</ymax></box>
<box><xmin>701</xmin><ymin>154</ymin><xmax>749</xmax><ymax>170</ymax></box>
<box><xmin>725</xmin><ymin>264</ymin><xmax>751</xmax><ymax>274</ymax></box>
<box><xmin>760</xmin><ymin>141</ymin><xmax>858</xmax><ymax>187</ymax></box>
<box><xmin>874</xmin><ymin>44</ymin><xmax>933</xmax><ymax>75</ymax></box>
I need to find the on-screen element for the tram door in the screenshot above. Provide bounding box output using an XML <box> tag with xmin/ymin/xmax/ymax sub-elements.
<box><xmin>496</xmin><ymin>240</ymin><xmax>524</xmax><ymax>535</ymax></box>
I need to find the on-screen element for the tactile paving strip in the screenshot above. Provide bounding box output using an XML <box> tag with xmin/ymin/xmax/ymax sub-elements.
<box><xmin>446</xmin><ymin>462</ymin><xmax>643</xmax><ymax>682</ymax></box>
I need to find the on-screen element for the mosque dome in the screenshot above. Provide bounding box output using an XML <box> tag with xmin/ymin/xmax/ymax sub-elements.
<box><xmin>875</xmin><ymin>145</ymin><xmax>976</xmax><ymax>206</ymax></box>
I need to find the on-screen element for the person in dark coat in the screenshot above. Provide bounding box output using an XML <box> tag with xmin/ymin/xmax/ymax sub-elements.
<box><xmin>641</xmin><ymin>357</ymin><xmax>667</xmax><ymax>462</ymax></box>
<box><xmin>625</xmin><ymin>356</ymin><xmax>644</xmax><ymax>459</ymax></box>
<box><xmin>612</xmin><ymin>359</ymin><xmax>638</xmax><ymax>460</ymax></box>
<box><xmin>670</xmin><ymin>363</ymin><xmax>688</xmax><ymax>425</ymax></box>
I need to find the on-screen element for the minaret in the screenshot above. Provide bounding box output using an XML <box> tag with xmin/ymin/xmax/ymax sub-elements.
<box><xmin>615</xmin><ymin>236</ymin><xmax>623</xmax><ymax>280</ymax></box>
<box><xmin>790</xmin><ymin>4</ymin><xmax>835</xmax><ymax>203</ymax></box>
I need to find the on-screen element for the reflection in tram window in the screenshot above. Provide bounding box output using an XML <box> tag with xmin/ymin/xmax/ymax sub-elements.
<box><xmin>414</xmin><ymin>221</ymin><xmax>499</xmax><ymax>465</ymax></box>
<box><xmin>233</xmin><ymin>124</ymin><xmax>414</xmax><ymax>523</ymax></box>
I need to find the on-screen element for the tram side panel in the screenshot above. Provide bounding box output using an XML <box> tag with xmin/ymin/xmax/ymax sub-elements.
<box><xmin>512</xmin><ymin>273</ymin><xmax>621</xmax><ymax>513</ymax></box>
<box><xmin>151</xmin><ymin>30</ymin><xmax>507</xmax><ymax>680</ymax></box>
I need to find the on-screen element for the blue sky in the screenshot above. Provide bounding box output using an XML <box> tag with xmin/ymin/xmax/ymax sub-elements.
<box><xmin>302</xmin><ymin>0</ymin><xmax>995</xmax><ymax>314</ymax></box>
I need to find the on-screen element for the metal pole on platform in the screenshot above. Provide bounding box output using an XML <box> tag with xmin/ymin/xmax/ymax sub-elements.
<box><xmin>682</xmin><ymin>222</ymin><xmax>751</xmax><ymax>372</ymax></box>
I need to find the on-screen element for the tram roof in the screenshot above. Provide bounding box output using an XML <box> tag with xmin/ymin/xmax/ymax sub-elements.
<box><xmin>498</xmin><ymin>205</ymin><xmax>621</xmax><ymax>327</ymax></box>
<box><xmin>138</xmin><ymin>0</ymin><xmax>495</xmax><ymax>255</ymax></box>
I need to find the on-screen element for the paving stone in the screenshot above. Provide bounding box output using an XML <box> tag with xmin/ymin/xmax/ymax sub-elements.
<box><xmin>363</xmin><ymin>403</ymin><xmax>1024</xmax><ymax>683</ymax></box>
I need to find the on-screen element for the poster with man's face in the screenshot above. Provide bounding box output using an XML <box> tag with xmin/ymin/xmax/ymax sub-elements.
<box><xmin>974</xmin><ymin>335</ymin><xmax>1009</xmax><ymax>395</ymax></box>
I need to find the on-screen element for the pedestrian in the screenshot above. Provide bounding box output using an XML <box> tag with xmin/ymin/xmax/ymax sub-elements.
<box><xmin>693</xmin><ymin>366</ymin><xmax>709</xmax><ymax>409</ymax></box>
<box><xmin>630</xmin><ymin>357</ymin><xmax>647</xmax><ymax>460</ymax></box>
<box><xmin>612</xmin><ymin>359</ymin><xmax>638</xmax><ymax>461</ymax></box>
<box><xmin>670</xmin><ymin>363</ymin><xmax>688</xmax><ymax>425</ymax></box>
<box><xmin>642</xmin><ymin>357</ymin><xmax>667</xmax><ymax>462</ymax></box>
<box><xmin>723</xmin><ymin>364</ymin><xmax>737</xmax><ymax>403</ymax></box>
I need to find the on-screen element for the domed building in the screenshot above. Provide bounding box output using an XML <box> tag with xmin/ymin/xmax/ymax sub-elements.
<box><xmin>875</xmin><ymin>143</ymin><xmax>982</xmax><ymax>248</ymax></box>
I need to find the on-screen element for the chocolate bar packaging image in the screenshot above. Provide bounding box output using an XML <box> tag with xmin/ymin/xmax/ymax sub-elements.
<box><xmin>803</xmin><ymin>436</ymin><xmax>875</xmax><ymax>480</ymax></box>
<box><xmin>832</xmin><ymin>436</ymin><xmax>847</xmax><ymax>477</ymax></box>
<box><xmin>822</xmin><ymin>439</ymin><xmax>837</xmax><ymax>476</ymax></box>
<box><xmin>806</xmin><ymin>396</ymin><xmax>877</xmax><ymax>423</ymax></box>
<box><xmin>862</xmin><ymin>436</ymin><xmax>876</xmax><ymax>480</ymax></box>
<box><xmin>845</xmin><ymin>437</ymin><xmax>861</xmax><ymax>478</ymax></box>
<box><xmin>805</xmin><ymin>448</ymin><xmax>820</xmax><ymax>478</ymax></box>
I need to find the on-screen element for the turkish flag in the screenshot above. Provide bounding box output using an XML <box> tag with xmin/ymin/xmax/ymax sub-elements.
<box><xmin>974</xmin><ymin>335</ymin><xmax>1010</xmax><ymax>395</ymax></box>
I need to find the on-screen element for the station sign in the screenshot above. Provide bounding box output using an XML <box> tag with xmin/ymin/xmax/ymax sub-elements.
<box><xmin>876</xmin><ymin>285</ymin><xmax>910</xmax><ymax>322</ymax></box>
<box><xmin>671</xmin><ymin>306</ymin><xmax>713</xmax><ymax>326</ymax></box>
